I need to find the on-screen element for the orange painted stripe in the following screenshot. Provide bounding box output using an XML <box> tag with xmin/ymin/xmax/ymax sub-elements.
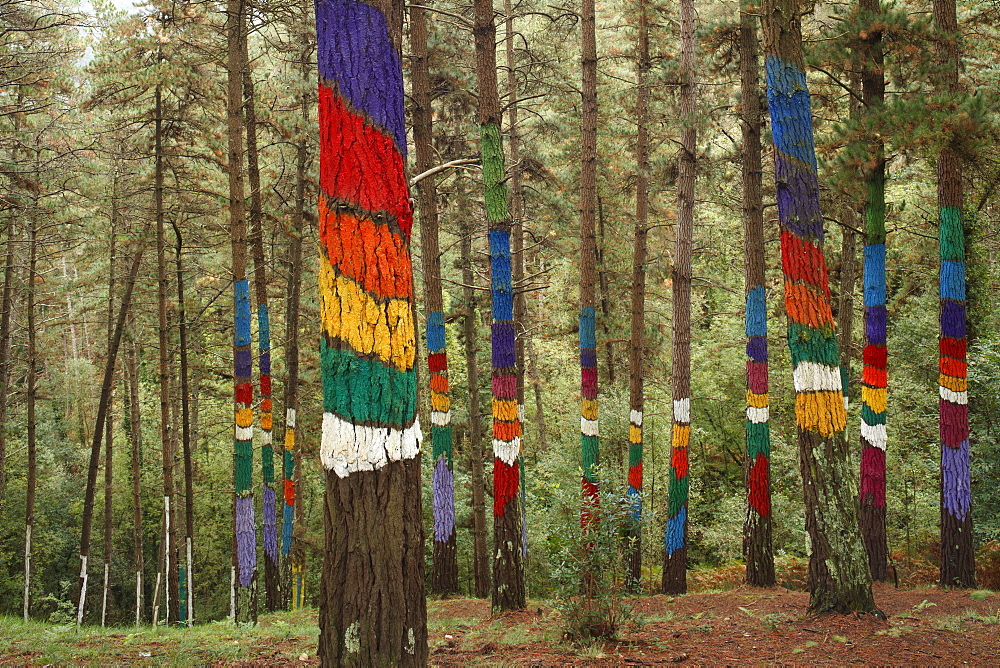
<box><xmin>430</xmin><ymin>373</ymin><xmax>449</xmax><ymax>393</ymax></box>
<box><xmin>493</xmin><ymin>419</ymin><xmax>521</xmax><ymax>441</ymax></box>
<box><xmin>320</xmin><ymin>199</ymin><xmax>413</xmax><ymax>300</ymax></box>
<box><xmin>784</xmin><ymin>280</ymin><xmax>835</xmax><ymax>329</ymax></box>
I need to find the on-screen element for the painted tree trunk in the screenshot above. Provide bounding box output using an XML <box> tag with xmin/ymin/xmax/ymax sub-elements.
<box><xmin>933</xmin><ymin>0</ymin><xmax>976</xmax><ymax>591</ymax></box>
<box><xmin>579</xmin><ymin>0</ymin><xmax>600</xmax><ymax>545</ymax></box>
<box><xmin>473</xmin><ymin>0</ymin><xmax>524</xmax><ymax>612</ymax></box>
<box><xmin>411</xmin><ymin>0</ymin><xmax>458</xmax><ymax>594</ymax></box>
<box><xmin>625</xmin><ymin>0</ymin><xmax>650</xmax><ymax>594</ymax></box>
<box><xmin>226</xmin><ymin>0</ymin><xmax>256</xmax><ymax>624</ymax></box>
<box><xmin>739</xmin><ymin>5</ymin><xmax>774</xmax><ymax>588</ymax></box>
<box><xmin>663</xmin><ymin>0</ymin><xmax>696</xmax><ymax>595</ymax></box>
<box><xmin>314</xmin><ymin>0</ymin><xmax>428</xmax><ymax>662</ymax></box>
<box><xmin>761</xmin><ymin>0</ymin><xmax>881</xmax><ymax>614</ymax></box>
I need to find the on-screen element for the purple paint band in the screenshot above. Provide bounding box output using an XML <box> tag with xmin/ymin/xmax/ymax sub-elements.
<box><xmin>492</xmin><ymin>373</ymin><xmax>517</xmax><ymax>399</ymax></box>
<box><xmin>432</xmin><ymin>455</ymin><xmax>456</xmax><ymax>542</ymax></box>
<box><xmin>491</xmin><ymin>322</ymin><xmax>515</xmax><ymax>369</ymax></box>
<box><xmin>259</xmin><ymin>351</ymin><xmax>271</xmax><ymax>376</ymax></box>
<box><xmin>235</xmin><ymin>348</ymin><xmax>253</xmax><ymax>379</ymax></box>
<box><xmin>747</xmin><ymin>361</ymin><xmax>768</xmax><ymax>395</ymax></box>
<box><xmin>940</xmin><ymin>399</ymin><xmax>969</xmax><ymax>447</ymax></box>
<box><xmin>263</xmin><ymin>485</ymin><xmax>278</xmax><ymax>562</ymax></box>
<box><xmin>235</xmin><ymin>495</ymin><xmax>257</xmax><ymax>587</ymax></box>
<box><xmin>865</xmin><ymin>306</ymin><xmax>887</xmax><ymax>346</ymax></box>
<box><xmin>580</xmin><ymin>346</ymin><xmax>597</xmax><ymax>369</ymax></box>
<box><xmin>581</xmin><ymin>367</ymin><xmax>598</xmax><ymax>399</ymax></box>
<box><xmin>942</xmin><ymin>440</ymin><xmax>971</xmax><ymax>520</ymax></box>
<box><xmin>940</xmin><ymin>300</ymin><xmax>967</xmax><ymax>340</ymax></box>
<box><xmin>774</xmin><ymin>154</ymin><xmax>824</xmax><ymax>241</ymax></box>
<box><xmin>859</xmin><ymin>444</ymin><xmax>886</xmax><ymax>509</ymax></box>
<box><xmin>314</xmin><ymin>0</ymin><xmax>407</xmax><ymax>153</ymax></box>
<box><xmin>746</xmin><ymin>336</ymin><xmax>767</xmax><ymax>363</ymax></box>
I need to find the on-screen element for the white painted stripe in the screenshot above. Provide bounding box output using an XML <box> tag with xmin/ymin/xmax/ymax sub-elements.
<box><xmin>581</xmin><ymin>417</ymin><xmax>599</xmax><ymax>437</ymax></box>
<box><xmin>261</xmin><ymin>430</ymin><xmax>272</xmax><ymax>445</ymax></box>
<box><xmin>431</xmin><ymin>410</ymin><xmax>451</xmax><ymax>427</ymax></box>
<box><xmin>673</xmin><ymin>398</ymin><xmax>690</xmax><ymax>423</ymax></box>
<box><xmin>793</xmin><ymin>361</ymin><xmax>842</xmax><ymax>393</ymax></box>
<box><xmin>518</xmin><ymin>403</ymin><xmax>525</xmax><ymax>422</ymax></box>
<box><xmin>235</xmin><ymin>425</ymin><xmax>253</xmax><ymax>441</ymax></box>
<box><xmin>320</xmin><ymin>413</ymin><xmax>422</xmax><ymax>478</ymax></box>
<box><xmin>493</xmin><ymin>436</ymin><xmax>521</xmax><ymax>466</ymax></box>
<box><xmin>861</xmin><ymin>422</ymin><xmax>887</xmax><ymax>451</ymax></box>
<box><xmin>746</xmin><ymin>406</ymin><xmax>769</xmax><ymax>424</ymax></box>
<box><xmin>844</xmin><ymin>395</ymin><xmax>850</xmax><ymax>410</ymax></box>
<box><xmin>286</xmin><ymin>408</ymin><xmax>296</xmax><ymax>427</ymax></box>
<box><xmin>939</xmin><ymin>386</ymin><xmax>968</xmax><ymax>405</ymax></box>
<box><xmin>630</xmin><ymin>409</ymin><xmax>643</xmax><ymax>427</ymax></box>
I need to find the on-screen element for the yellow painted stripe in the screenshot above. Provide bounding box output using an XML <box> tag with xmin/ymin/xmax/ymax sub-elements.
<box><xmin>861</xmin><ymin>386</ymin><xmax>887</xmax><ymax>414</ymax></box>
<box><xmin>629</xmin><ymin>425</ymin><xmax>642</xmax><ymax>444</ymax></box>
<box><xmin>319</xmin><ymin>258</ymin><xmax>415</xmax><ymax>371</ymax></box>
<box><xmin>283</xmin><ymin>429</ymin><xmax>295</xmax><ymax>450</ymax></box>
<box><xmin>745</xmin><ymin>390</ymin><xmax>769</xmax><ymax>408</ymax></box>
<box><xmin>236</xmin><ymin>408</ymin><xmax>254</xmax><ymax>428</ymax></box>
<box><xmin>672</xmin><ymin>424</ymin><xmax>690</xmax><ymax>450</ymax></box>
<box><xmin>795</xmin><ymin>390</ymin><xmax>847</xmax><ymax>437</ymax></box>
<box><xmin>431</xmin><ymin>392</ymin><xmax>450</xmax><ymax>412</ymax></box>
<box><xmin>492</xmin><ymin>399</ymin><xmax>519</xmax><ymax>422</ymax></box>
<box><xmin>581</xmin><ymin>398</ymin><xmax>598</xmax><ymax>420</ymax></box>
<box><xmin>939</xmin><ymin>373</ymin><xmax>967</xmax><ymax>393</ymax></box>
<box><xmin>261</xmin><ymin>413</ymin><xmax>273</xmax><ymax>431</ymax></box>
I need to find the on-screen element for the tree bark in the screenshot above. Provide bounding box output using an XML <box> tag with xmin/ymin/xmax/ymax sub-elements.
<box><xmin>0</xmin><ymin>203</ymin><xmax>17</xmax><ymax>513</ymax></box>
<box><xmin>626</xmin><ymin>0</ymin><xmax>649</xmax><ymax>593</ymax></box>
<box><xmin>664</xmin><ymin>0</ymin><xmax>696</xmax><ymax>595</ymax></box>
<box><xmin>101</xmin><ymin>206</ymin><xmax>117</xmax><ymax>627</ymax></box>
<box><xmin>761</xmin><ymin>0</ymin><xmax>881</xmax><ymax>614</ymax></box>
<box><xmin>23</xmin><ymin>202</ymin><xmax>37</xmax><ymax>622</ymax></box>
<box><xmin>125</xmin><ymin>318</ymin><xmax>144</xmax><ymax>624</ymax></box>
<box><xmin>315</xmin><ymin>0</ymin><xmax>428</xmax><ymax>662</ymax></box>
<box><xmin>473</xmin><ymin>0</ymin><xmax>524</xmax><ymax>612</ymax></box>
<box><xmin>933</xmin><ymin>0</ymin><xmax>976</xmax><ymax>590</ymax></box>
<box><xmin>411</xmin><ymin>0</ymin><xmax>458</xmax><ymax>595</ymax></box>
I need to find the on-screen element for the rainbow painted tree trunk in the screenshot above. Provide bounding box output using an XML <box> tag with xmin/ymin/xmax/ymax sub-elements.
<box><xmin>314</xmin><ymin>0</ymin><xmax>427</xmax><ymax>662</ymax></box>
<box><xmin>580</xmin><ymin>306</ymin><xmax>599</xmax><ymax>526</ymax></box>
<box><xmin>281</xmin><ymin>408</ymin><xmax>295</xmax><ymax>561</ymax></box>
<box><xmin>762</xmin><ymin>0</ymin><xmax>879</xmax><ymax>614</ymax></box>
<box><xmin>428</xmin><ymin>312</ymin><xmax>457</xmax><ymax>586</ymax></box>
<box><xmin>258</xmin><ymin>304</ymin><xmax>278</xmax><ymax>599</ymax></box>
<box><xmin>234</xmin><ymin>279</ymin><xmax>256</xmax><ymax>605</ymax></box>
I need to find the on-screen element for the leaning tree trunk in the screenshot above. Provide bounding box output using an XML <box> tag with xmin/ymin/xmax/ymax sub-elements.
<box><xmin>23</xmin><ymin>209</ymin><xmax>37</xmax><ymax>621</ymax></box>
<box><xmin>858</xmin><ymin>0</ymin><xmax>889</xmax><ymax>583</ymax></box>
<box><xmin>761</xmin><ymin>0</ymin><xmax>881</xmax><ymax>614</ymax></box>
<box><xmin>933</xmin><ymin>0</ymin><xmax>975</xmax><ymax>590</ymax></box>
<box><xmin>663</xmin><ymin>0</ymin><xmax>696</xmax><ymax>595</ymax></box>
<box><xmin>314</xmin><ymin>0</ymin><xmax>428</xmax><ymax>663</ymax></box>
<box><xmin>227</xmin><ymin>0</ymin><xmax>257</xmax><ymax>624</ymax></box>
<box><xmin>625</xmin><ymin>0</ymin><xmax>650</xmax><ymax>593</ymax></box>
<box><xmin>411</xmin><ymin>0</ymin><xmax>458</xmax><ymax>595</ymax></box>
<box><xmin>461</xmin><ymin>217</ymin><xmax>491</xmax><ymax>599</ymax></box>
<box><xmin>101</xmin><ymin>211</ymin><xmax>117</xmax><ymax>627</ymax></box>
<box><xmin>243</xmin><ymin>50</ymin><xmax>280</xmax><ymax>612</ymax></box>
<box><xmin>739</xmin><ymin>4</ymin><xmax>774</xmax><ymax>588</ymax></box>
<box><xmin>578</xmin><ymin>0</ymin><xmax>600</xmax><ymax>549</ymax></box>
<box><xmin>473</xmin><ymin>0</ymin><xmax>525</xmax><ymax>612</ymax></box>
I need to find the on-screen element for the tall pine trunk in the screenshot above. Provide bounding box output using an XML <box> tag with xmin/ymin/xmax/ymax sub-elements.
<box><xmin>23</xmin><ymin>207</ymin><xmax>37</xmax><ymax>621</ymax></box>
<box><xmin>126</xmin><ymin>321</ymin><xmax>145</xmax><ymax>623</ymax></box>
<box><xmin>761</xmin><ymin>0</ymin><xmax>880</xmax><ymax>614</ymax></box>
<box><xmin>933</xmin><ymin>0</ymin><xmax>975</xmax><ymax>590</ymax></box>
<box><xmin>473</xmin><ymin>0</ymin><xmax>525</xmax><ymax>612</ymax></box>
<box><xmin>0</xmin><ymin>203</ymin><xmax>17</xmax><ymax>512</ymax></box>
<box><xmin>411</xmin><ymin>0</ymin><xmax>458</xmax><ymax>594</ymax></box>
<box><xmin>740</xmin><ymin>5</ymin><xmax>774</xmax><ymax>588</ymax></box>
<box><xmin>314</xmin><ymin>0</ymin><xmax>427</xmax><ymax>662</ymax></box>
<box><xmin>663</xmin><ymin>0</ymin><xmax>696</xmax><ymax>595</ymax></box>
<box><xmin>101</xmin><ymin>211</ymin><xmax>117</xmax><ymax>627</ymax></box>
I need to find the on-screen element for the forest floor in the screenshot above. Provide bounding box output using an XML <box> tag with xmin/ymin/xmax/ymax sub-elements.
<box><xmin>1</xmin><ymin>583</ymin><xmax>999</xmax><ymax>665</ymax></box>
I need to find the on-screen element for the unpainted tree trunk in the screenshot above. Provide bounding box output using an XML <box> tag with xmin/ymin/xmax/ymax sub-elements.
<box><xmin>23</xmin><ymin>207</ymin><xmax>38</xmax><ymax>622</ymax></box>
<box><xmin>101</xmin><ymin>209</ymin><xmax>117</xmax><ymax>627</ymax></box>
<box><xmin>125</xmin><ymin>323</ymin><xmax>145</xmax><ymax>624</ymax></box>
<box><xmin>664</xmin><ymin>0</ymin><xmax>696</xmax><ymax>595</ymax></box>
<box><xmin>0</xmin><ymin>206</ymin><xmax>17</xmax><ymax>513</ymax></box>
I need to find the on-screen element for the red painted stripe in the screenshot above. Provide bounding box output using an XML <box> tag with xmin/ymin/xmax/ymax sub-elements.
<box><xmin>671</xmin><ymin>446</ymin><xmax>689</xmax><ymax>479</ymax></box>
<box><xmin>260</xmin><ymin>374</ymin><xmax>272</xmax><ymax>397</ymax></box>
<box><xmin>780</xmin><ymin>231</ymin><xmax>830</xmax><ymax>297</ymax></box>
<box><xmin>628</xmin><ymin>462</ymin><xmax>643</xmax><ymax>491</ymax></box>
<box><xmin>236</xmin><ymin>382</ymin><xmax>252</xmax><ymax>406</ymax></box>
<box><xmin>428</xmin><ymin>352</ymin><xmax>447</xmax><ymax>372</ymax></box>
<box><xmin>494</xmin><ymin>459</ymin><xmax>519</xmax><ymax>518</ymax></box>
<box><xmin>261</xmin><ymin>398</ymin><xmax>273</xmax><ymax>413</ymax></box>
<box><xmin>748</xmin><ymin>453</ymin><xmax>770</xmax><ymax>517</ymax></box>
<box><xmin>940</xmin><ymin>337</ymin><xmax>966</xmax><ymax>360</ymax></box>
<box><xmin>863</xmin><ymin>344</ymin><xmax>887</xmax><ymax>370</ymax></box>
<box><xmin>940</xmin><ymin>356</ymin><xmax>967</xmax><ymax>378</ymax></box>
<box><xmin>862</xmin><ymin>365</ymin><xmax>887</xmax><ymax>388</ymax></box>
<box><xmin>318</xmin><ymin>86</ymin><xmax>413</xmax><ymax>235</ymax></box>
<box><xmin>581</xmin><ymin>367</ymin><xmax>598</xmax><ymax>399</ymax></box>
<box><xmin>284</xmin><ymin>479</ymin><xmax>295</xmax><ymax>506</ymax></box>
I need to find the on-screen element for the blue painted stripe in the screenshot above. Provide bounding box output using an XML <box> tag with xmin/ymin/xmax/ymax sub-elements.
<box><xmin>427</xmin><ymin>311</ymin><xmax>445</xmax><ymax>352</ymax></box>
<box><xmin>281</xmin><ymin>503</ymin><xmax>293</xmax><ymax>556</ymax></box>
<box><xmin>664</xmin><ymin>505</ymin><xmax>686</xmax><ymax>556</ymax></box>
<box><xmin>745</xmin><ymin>285</ymin><xmax>767</xmax><ymax>337</ymax></box>
<box><xmin>863</xmin><ymin>244</ymin><xmax>886</xmax><ymax>307</ymax></box>
<box><xmin>580</xmin><ymin>306</ymin><xmax>596</xmax><ymax>350</ymax></box>
<box><xmin>235</xmin><ymin>280</ymin><xmax>252</xmax><ymax>347</ymax></box>
<box><xmin>940</xmin><ymin>260</ymin><xmax>966</xmax><ymax>302</ymax></box>
<box><xmin>258</xmin><ymin>303</ymin><xmax>270</xmax><ymax>350</ymax></box>
<box><xmin>489</xmin><ymin>230</ymin><xmax>513</xmax><ymax>321</ymax></box>
<box><xmin>764</xmin><ymin>56</ymin><xmax>818</xmax><ymax>171</ymax></box>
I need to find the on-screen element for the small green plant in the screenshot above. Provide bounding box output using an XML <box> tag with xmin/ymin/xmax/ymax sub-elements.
<box><xmin>913</xmin><ymin>599</ymin><xmax>937</xmax><ymax>612</ymax></box>
<box><xmin>970</xmin><ymin>590</ymin><xmax>992</xmax><ymax>601</ymax></box>
<box><xmin>36</xmin><ymin>580</ymin><xmax>77</xmax><ymax>625</ymax></box>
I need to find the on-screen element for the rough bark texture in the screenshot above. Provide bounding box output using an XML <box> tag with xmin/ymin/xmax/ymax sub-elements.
<box><xmin>461</xmin><ymin>218</ymin><xmax>490</xmax><ymax>599</ymax></box>
<box><xmin>857</xmin><ymin>0</ymin><xmax>889</xmax><ymax>582</ymax></box>
<box><xmin>663</xmin><ymin>0</ymin><xmax>696</xmax><ymax>595</ymax></box>
<box><xmin>626</xmin><ymin>0</ymin><xmax>650</xmax><ymax>593</ymax></box>
<box><xmin>23</xmin><ymin>212</ymin><xmax>37</xmax><ymax>621</ymax></box>
<box><xmin>314</xmin><ymin>0</ymin><xmax>428</xmax><ymax>662</ymax></box>
<box><xmin>101</xmin><ymin>219</ymin><xmax>116</xmax><ymax>627</ymax></box>
<box><xmin>740</xmin><ymin>6</ymin><xmax>774</xmax><ymax>589</ymax></box>
<box><xmin>0</xmin><ymin>206</ymin><xmax>17</xmax><ymax>512</ymax></box>
<box><xmin>933</xmin><ymin>0</ymin><xmax>976</xmax><ymax>590</ymax></box>
<box><xmin>761</xmin><ymin>0</ymin><xmax>881</xmax><ymax>615</ymax></box>
<box><xmin>473</xmin><ymin>0</ymin><xmax>524</xmax><ymax>612</ymax></box>
<box><xmin>173</xmin><ymin>224</ymin><xmax>196</xmax><ymax>622</ymax></box>
<box><xmin>411</xmin><ymin>0</ymin><xmax>458</xmax><ymax>595</ymax></box>
<box><xmin>126</xmin><ymin>324</ymin><xmax>144</xmax><ymax>624</ymax></box>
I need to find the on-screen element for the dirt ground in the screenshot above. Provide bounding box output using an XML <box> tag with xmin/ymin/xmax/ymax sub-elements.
<box><xmin>428</xmin><ymin>584</ymin><xmax>1000</xmax><ymax>665</ymax></box>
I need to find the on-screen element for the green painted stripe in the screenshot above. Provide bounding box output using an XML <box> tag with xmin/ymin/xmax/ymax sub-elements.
<box><xmin>431</xmin><ymin>425</ymin><xmax>453</xmax><ymax>466</ymax></box>
<box><xmin>746</xmin><ymin>420</ymin><xmax>771</xmax><ymax>458</ymax></box>
<box><xmin>321</xmin><ymin>339</ymin><xmax>417</xmax><ymax>426</ymax></box>
<box><xmin>582</xmin><ymin>434</ymin><xmax>599</xmax><ymax>482</ymax></box>
<box><xmin>865</xmin><ymin>171</ymin><xmax>886</xmax><ymax>245</ymax></box>
<box><xmin>629</xmin><ymin>441</ymin><xmax>642</xmax><ymax>468</ymax></box>
<box><xmin>940</xmin><ymin>206</ymin><xmax>964</xmax><ymax>261</ymax></box>
<box><xmin>235</xmin><ymin>440</ymin><xmax>253</xmax><ymax>494</ymax></box>
<box><xmin>668</xmin><ymin>474</ymin><xmax>689</xmax><ymax>516</ymax></box>
<box><xmin>787</xmin><ymin>322</ymin><xmax>839</xmax><ymax>367</ymax></box>
<box><xmin>262</xmin><ymin>445</ymin><xmax>274</xmax><ymax>484</ymax></box>
<box><xmin>480</xmin><ymin>123</ymin><xmax>510</xmax><ymax>225</ymax></box>
<box><xmin>861</xmin><ymin>404</ymin><xmax>886</xmax><ymax>426</ymax></box>
<box><xmin>284</xmin><ymin>449</ymin><xmax>294</xmax><ymax>479</ymax></box>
